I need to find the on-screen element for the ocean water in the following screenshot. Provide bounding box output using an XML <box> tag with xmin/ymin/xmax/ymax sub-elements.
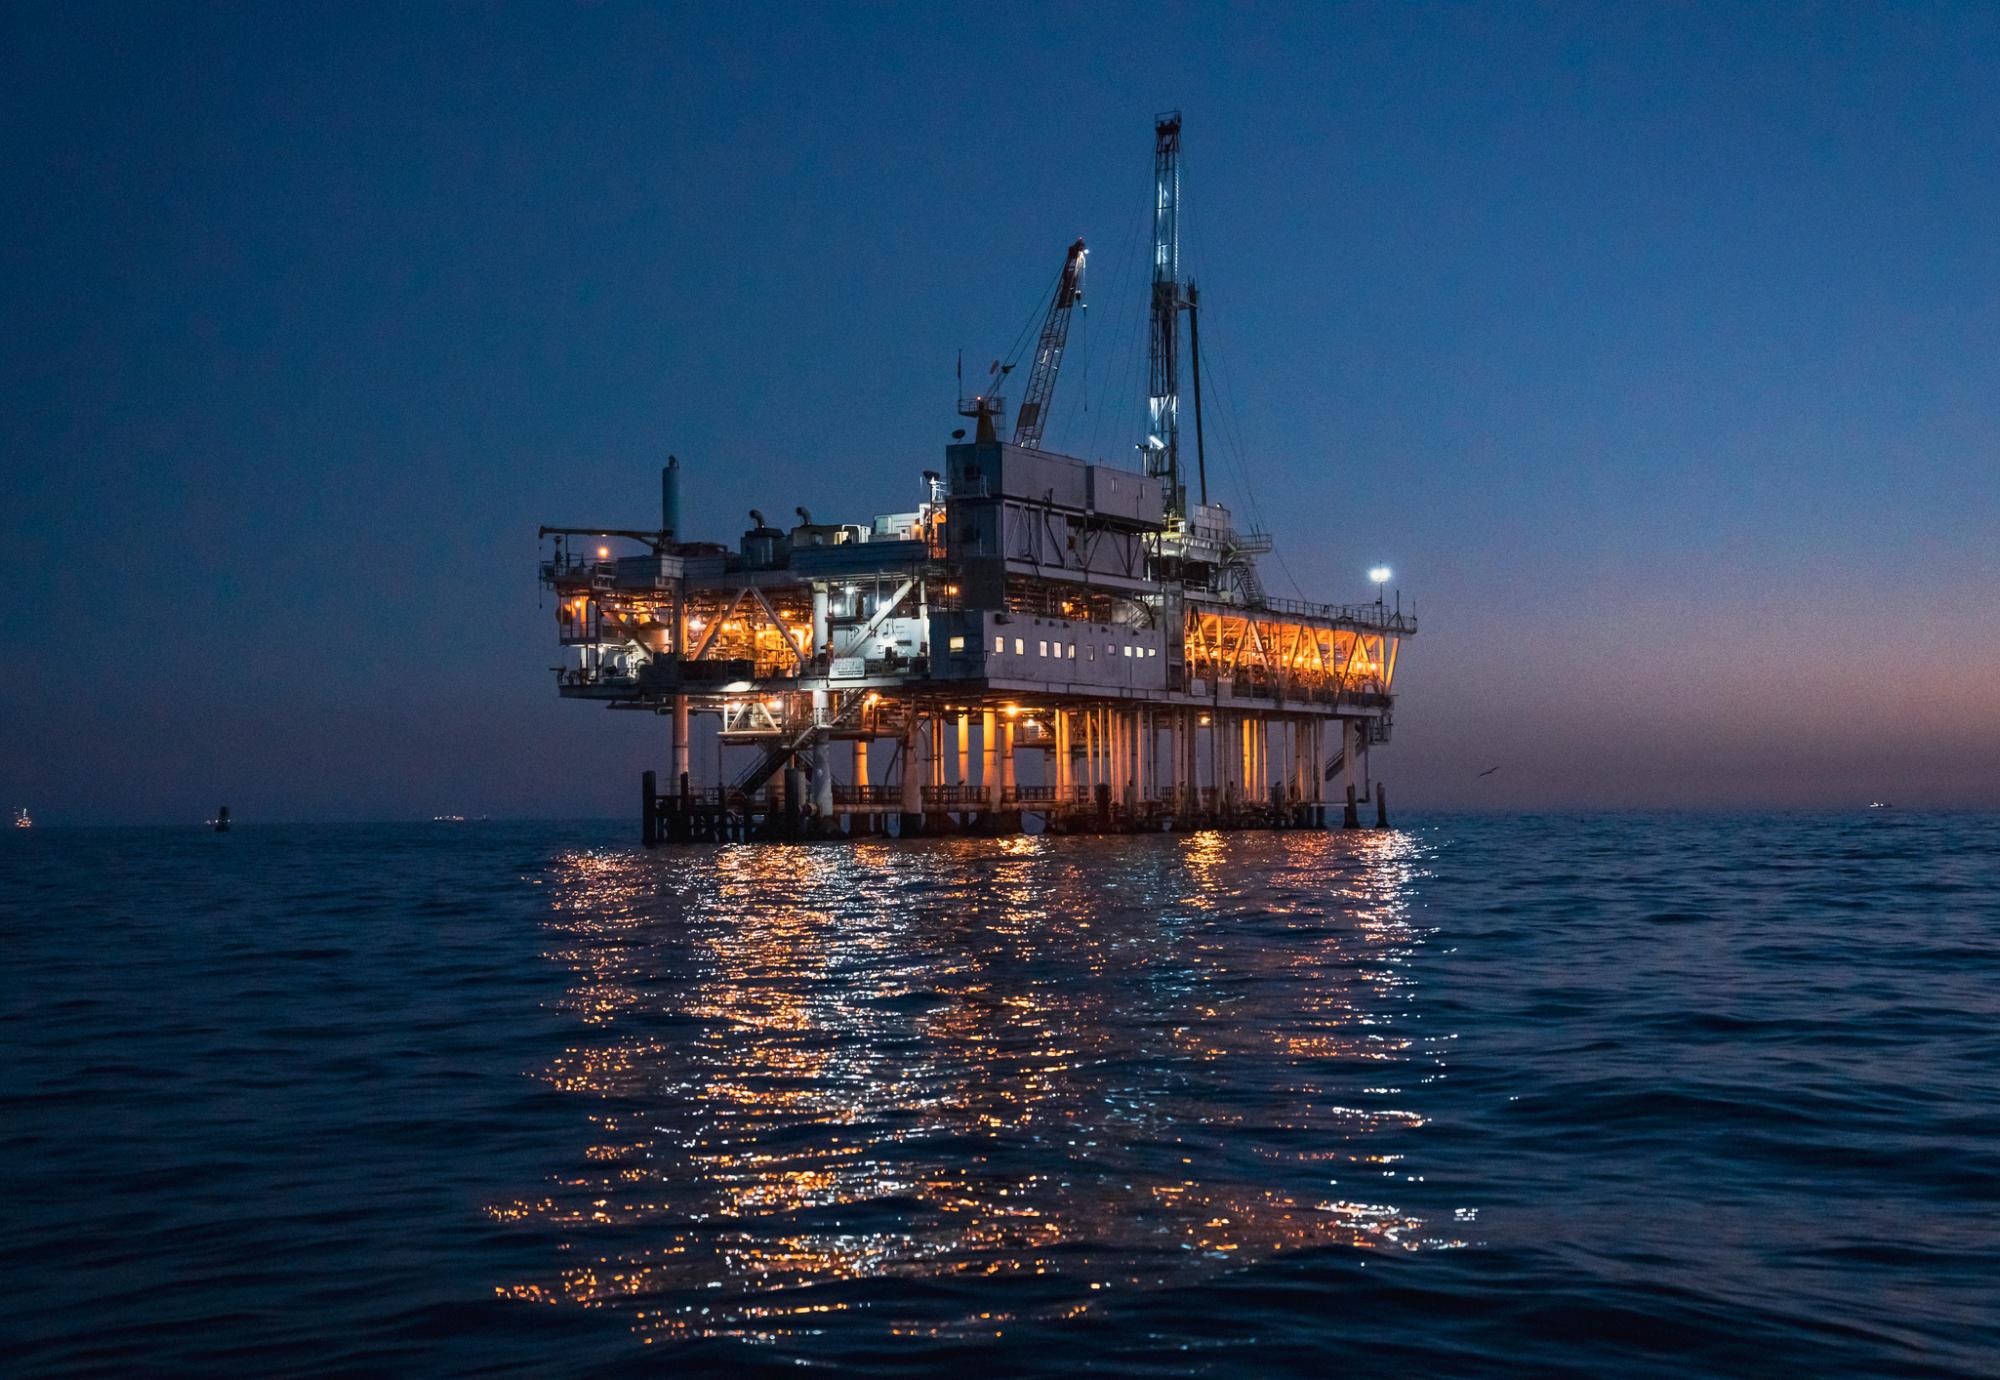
<box><xmin>2</xmin><ymin>814</ymin><xmax>1996</xmax><ymax>1377</ymax></box>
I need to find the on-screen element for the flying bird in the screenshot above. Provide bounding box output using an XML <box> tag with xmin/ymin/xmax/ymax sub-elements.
<box><xmin>1476</xmin><ymin>766</ymin><xmax>1501</xmax><ymax>778</ymax></box>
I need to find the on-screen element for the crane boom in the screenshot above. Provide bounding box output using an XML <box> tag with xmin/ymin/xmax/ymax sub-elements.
<box><xmin>1011</xmin><ymin>237</ymin><xmax>1087</xmax><ymax>449</ymax></box>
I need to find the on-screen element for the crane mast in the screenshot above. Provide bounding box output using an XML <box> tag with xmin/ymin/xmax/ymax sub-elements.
<box><xmin>1011</xmin><ymin>237</ymin><xmax>1088</xmax><ymax>450</ymax></box>
<box><xmin>1147</xmin><ymin>110</ymin><xmax>1186</xmax><ymax>517</ymax></box>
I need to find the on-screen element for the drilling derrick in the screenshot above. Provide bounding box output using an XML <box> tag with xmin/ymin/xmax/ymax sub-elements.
<box><xmin>1012</xmin><ymin>238</ymin><xmax>1088</xmax><ymax>451</ymax></box>
<box><xmin>1147</xmin><ymin>111</ymin><xmax>1186</xmax><ymax>517</ymax></box>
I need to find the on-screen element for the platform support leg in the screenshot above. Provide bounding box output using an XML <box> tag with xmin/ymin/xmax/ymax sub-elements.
<box><xmin>899</xmin><ymin>717</ymin><xmax>923</xmax><ymax>837</ymax></box>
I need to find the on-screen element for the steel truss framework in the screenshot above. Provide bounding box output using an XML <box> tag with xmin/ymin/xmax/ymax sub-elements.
<box><xmin>1182</xmin><ymin>606</ymin><xmax>1399</xmax><ymax>701</ymax></box>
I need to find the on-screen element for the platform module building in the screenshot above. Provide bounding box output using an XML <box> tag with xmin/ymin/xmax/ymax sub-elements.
<box><xmin>539</xmin><ymin>113</ymin><xmax>1414</xmax><ymax>842</ymax></box>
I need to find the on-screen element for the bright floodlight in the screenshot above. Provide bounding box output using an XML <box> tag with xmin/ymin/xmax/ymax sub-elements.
<box><xmin>1369</xmin><ymin>565</ymin><xmax>1392</xmax><ymax>584</ymax></box>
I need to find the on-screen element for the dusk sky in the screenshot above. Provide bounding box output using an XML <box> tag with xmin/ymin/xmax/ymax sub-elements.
<box><xmin>5</xmin><ymin>2</ymin><xmax>1998</xmax><ymax>822</ymax></box>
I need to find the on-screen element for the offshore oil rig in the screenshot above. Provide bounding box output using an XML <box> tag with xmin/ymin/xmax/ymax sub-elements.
<box><xmin>539</xmin><ymin>114</ymin><xmax>1414</xmax><ymax>843</ymax></box>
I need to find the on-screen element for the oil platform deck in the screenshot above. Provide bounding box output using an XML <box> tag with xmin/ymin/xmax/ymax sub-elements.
<box><xmin>537</xmin><ymin>113</ymin><xmax>1414</xmax><ymax>843</ymax></box>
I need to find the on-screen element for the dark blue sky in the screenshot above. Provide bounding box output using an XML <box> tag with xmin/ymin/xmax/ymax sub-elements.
<box><xmin>5</xmin><ymin>3</ymin><xmax>1998</xmax><ymax>822</ymax></box>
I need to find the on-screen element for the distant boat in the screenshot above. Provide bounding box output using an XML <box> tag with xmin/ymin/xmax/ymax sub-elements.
<box><xmin>212</xmin><ymin>805</ymin><xmax>231</xmax><ymax>833</ymax></box>
<box><xmin>12</xmin><ymin>807</ymin><xmax>30</xmax><ymax>830</ymax></box>
<box><xmin>1868</xmin><ymin>801</ymin><xmax>1892</xmax><ymax>810</ymax></box>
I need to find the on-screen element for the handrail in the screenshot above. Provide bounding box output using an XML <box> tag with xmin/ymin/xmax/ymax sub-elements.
<box><xmin>1190</xmin><ymin>593</ymin><xmax>1416</xmax><ymax>633</ymax></box>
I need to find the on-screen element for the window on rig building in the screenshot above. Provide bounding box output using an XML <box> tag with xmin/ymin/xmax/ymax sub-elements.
<box><xmin>1038</xmin><ymin>640</ymin><xmax>1048</xmax><ymax>657</ymax></box>
<box><xmin>948</xmin><ymin>635</ymin><xmax>966</xmax><ymax>652</ymax></box>
<box><xmin>994</xmin><ymin>634</ymin><xmax>1005</xmax><ymax>653</ymax></box>
<box><xmin>1015</xmin><ymin>638</ymin><xmax>1025</xmax><ymax>655</ymax></box>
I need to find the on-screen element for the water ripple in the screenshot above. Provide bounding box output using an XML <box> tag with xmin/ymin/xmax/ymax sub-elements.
<box><xmin>1</xmin><ymin>815</ymin><xmax>1996</xmax><ymax>1375</ymax></box>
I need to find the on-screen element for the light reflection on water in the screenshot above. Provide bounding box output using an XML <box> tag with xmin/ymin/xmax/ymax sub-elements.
<box><xmin>491</xmin><ymin>829</ymin><xmax>1453</xmax><ymax>1343</ymax></box>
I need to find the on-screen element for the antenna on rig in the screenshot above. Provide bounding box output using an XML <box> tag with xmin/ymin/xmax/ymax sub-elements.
<box><xmin>957</xmin><ymin>349</ymin><xmax>1007</xmax><ymax>444</ymax></box>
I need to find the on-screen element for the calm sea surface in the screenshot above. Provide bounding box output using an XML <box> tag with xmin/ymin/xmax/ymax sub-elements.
<box><xmin>2</xmin><ymin>814</ymin><xmax>1996</xmax><ymax>1376</ymax></box>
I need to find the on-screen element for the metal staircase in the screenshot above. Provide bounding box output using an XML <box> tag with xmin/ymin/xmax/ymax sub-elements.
<box><xmin>728</xmin><ymin>690</ymin><xmax>870</xmax><ymax>797</ymax></box>
<box><xmin>1322</xmin><ymin>713</ymin><xmax>1394</xmax><ymax>781</ymax></box>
